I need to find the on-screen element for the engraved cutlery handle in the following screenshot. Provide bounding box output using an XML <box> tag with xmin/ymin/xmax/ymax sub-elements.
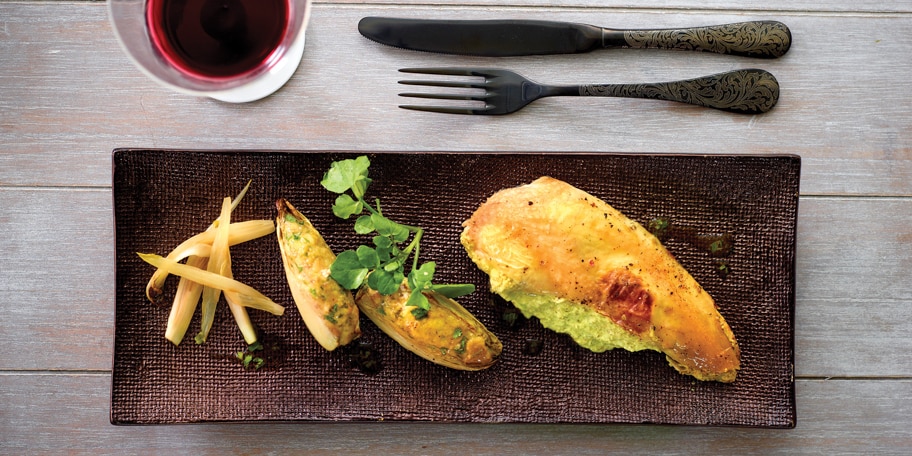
<box><xmin>602</xmin><ymin>21</ymin><xmax>792</xmax><ymax>58</ymax></box>
<box><xmin>577</xmin><ymin>69</ymin><xmax>780</xmax><ymax>114</ymax></box>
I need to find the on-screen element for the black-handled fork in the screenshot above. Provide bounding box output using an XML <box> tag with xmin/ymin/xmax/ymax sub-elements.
<box><xmin>399</xmin><ymin>68</ymin><xmax>779</xmax><ymax>115</ymax></box>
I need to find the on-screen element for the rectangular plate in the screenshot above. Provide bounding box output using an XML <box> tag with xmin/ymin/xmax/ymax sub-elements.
<box><xmin>111</xmin><ymin>150</ymin><xmax>799</xmax><ymax>427</ymax></box>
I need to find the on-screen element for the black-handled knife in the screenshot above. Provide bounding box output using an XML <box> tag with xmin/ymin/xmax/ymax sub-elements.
<box><xmin>358</xmin><ymin>17</ymin><xmax>792</xmax><ymax>58</ymax></box>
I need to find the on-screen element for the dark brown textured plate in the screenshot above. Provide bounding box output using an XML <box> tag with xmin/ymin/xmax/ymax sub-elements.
<box><xmin>111</xmin><ymin>150</ymin><xmax>799</xmax><ymax>427</ymax></box>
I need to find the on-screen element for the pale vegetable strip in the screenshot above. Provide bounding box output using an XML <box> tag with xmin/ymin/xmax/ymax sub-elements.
<box><xmin>227</xmin><ymin>180</ymin><xmax>252</xmax><ymax>214</ymax></box>
<box><xmin>137</xmin><ymin>253</ymin><xmax>285</xmax><ymax>316</ymax></box>
<box><xmin>197</xmin><ymin>197</ymin><xmax>233</xmax><ymax>344</ymax></box>
<box><xmin>225</xmin><ymin>291</ymin><xmax>258</xmax><ymax>343</ymax></box>
<box><xmin>145</xmin><ymin>181</ymin><xmax>284</xmax><ymax>346</ymax></box>
<box><xmin>214</xmin><ymin>202</ymin><xmax>258</xmax><ymax>344</ymax></box>
<box><xmin>145</xmin><ymin>220</ymin><xmax>275</xmax><ymax>302</ymax></box>
<box><xmin>164</xmin><ymin>255</ymin><xmax>208</xmax><ymax>345</ymax></box>
<box><xmin>161</xmin><ymin>220</ymin><xmax>274</xmax><ymax>345</ymax></box>
<box><xmin>223</xmin><ymin>290</ymin><xmax>289</xmax><ymax>314</ymax></box>
<box><xmin>144</xmin><ymin>180</ymin><xmax>253</xmax><ymax>302</ymax></box>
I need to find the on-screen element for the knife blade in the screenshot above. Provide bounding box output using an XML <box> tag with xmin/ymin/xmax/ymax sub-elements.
<box><xmin>358</xmin><ymin>17</ymin><xmax>791</xmax><ymax>58</ymax></box>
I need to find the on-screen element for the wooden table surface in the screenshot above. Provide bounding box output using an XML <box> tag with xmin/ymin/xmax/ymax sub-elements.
<box><xmin>2</xmin><ymin>0</ymin><xmax>911</xmax><ymax>454</ymax></box>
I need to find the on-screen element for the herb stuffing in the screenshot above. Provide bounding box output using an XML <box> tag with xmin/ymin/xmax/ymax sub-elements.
<box><xmin>320</xmin><ymin>156</ymin><xmax>475</xmax><ymax>319</ymax></box>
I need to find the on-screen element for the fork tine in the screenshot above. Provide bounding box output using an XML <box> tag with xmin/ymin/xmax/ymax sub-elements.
<box><xmin>399</xmin><ymin>92</ymin><xmax>485</xmax><ymax>101</ymax></box>
<box><xmin>397</xmin><ymin>68</ymin><xmax>496</xmax><ymax>115</ymax></box>
<box><xmin>399</xmin><ymin>67</ymin><xmax>481</xmax><ymax>77</ymax></box>
<box><xmin>399</xmin><ymin>104</ymin><xmax>484</xmax><ymax>115</ymax></box>
<box><xmin>398</xmin><ymin>79</ymin><xmax>485</xmax><ymax>89</ymax></box>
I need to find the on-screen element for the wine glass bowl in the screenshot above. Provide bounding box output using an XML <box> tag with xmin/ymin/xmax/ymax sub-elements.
<box><xmin>108</xmin><ymin>0</ymin><xmax>311</xmax><ymax>102</ymax></box>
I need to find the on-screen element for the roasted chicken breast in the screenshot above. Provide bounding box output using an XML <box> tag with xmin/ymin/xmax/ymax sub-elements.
<box><xmin>461</xmin><ymin>177</ymin><xmax>740</xmax><ymax>382</ymax></box>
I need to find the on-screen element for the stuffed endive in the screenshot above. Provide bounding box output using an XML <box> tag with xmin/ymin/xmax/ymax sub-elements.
<box><xmin>356</xmin><ymin>281</ymin><xmax>502</xmax><ymax>371</ymax></box>
<box><xmin>276</xmin><ymin>199</ymin><xmax>360</xmax><ymax>351</ymax></box>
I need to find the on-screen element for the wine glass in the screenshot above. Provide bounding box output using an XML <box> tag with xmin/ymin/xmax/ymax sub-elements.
<box><xmin>108</xmin><ymin>0</ymin><xmax>311</xmax><ymax>103</ymax></box>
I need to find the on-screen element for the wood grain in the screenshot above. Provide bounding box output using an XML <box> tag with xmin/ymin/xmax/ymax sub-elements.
<box><xmin>46</xmin><ymin>0</ymin><xmax>912</xmax><ymax>13</ymax></box>
<box><xmin>2</xmin><ymin>0</ymin><xmax>911</xmax><ymax>452</ymax></box>
<box><xmin>2</xmin><ymin>373</ymin><xmax>911</xmax><ymax>454</ymax></box>
<box><xmin>795</xmin><ymin>197</ymin><xmax>912</xmax><ymax>377</ymax></box>
<box><xmin>326</xmin><ymin>1</ymin><xmax>912</xmax><ymax>13</ymax></box>
<box><xmin>0</xmin><ymin>188</ymin><xmax>114</xmax><ymax>371</ymax></box>
<box><xmin>0</xmin><ymin>4</ymin><xmax>910</xmax><ymax>195</ymax></box>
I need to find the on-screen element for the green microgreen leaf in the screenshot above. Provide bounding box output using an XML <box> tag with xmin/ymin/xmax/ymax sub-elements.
<box><xmin>367</xmin><ymin>269</ymin><xmax>404</xmax><ymax>295</ymax></box>
<box><xmin>331</xmin><ymin>194</ymin><xmax>363</xmax><ymax>219</ymax></box>
<box><xmin>408</xmin><ymin>261</ymin><xmax>436</xmax><ymax>291</ymax></box>
<box><xmin>429</xmin><ymin>283</ymin><xmax>476</xmax><ymax>298</ymax></box>
<box><xmin>354</xmin><ymin>215</ymin><xmax>375</xmax><ymax>234</ymax></box>
<box><xmin>406</xmin><ymin>289</ymin><xmax>431</xmax><ymax>311</ymax></box>
<box><xmin>252</xmin><ymin>357</ymin><xmax>265</xmax><ymax>370</ymax></box>
<box><xmin>454</xmin><ymin>337</ymin><xmax>468</xmax><ymax>354</ymax></box>
<box><xmin>382</xmin><ymin>260</ymin><xmax>401</xmax><ymax>273</ymax></box>
<box><xmin>373</xmin><ymin>236</ymin><xmax>394</xmax><ymax>261</ymax></box>
<box><xmin>709</xmin><ymin>239</ymin><xmax>726</xmax><ymax>253</ymax></box>
<box><xmin>407</xmin><ymin>289</ymin><xmax>431</xmax><ymax>319</ymax></box>
<box><xmin>321</xmin><ymin>155</ymin><xmax>371</xmax><ymax>197</ymax></box>
<box><xmin>355</xmin><ymin>245</ymin><xmax>380</xmax><ymax>269</ymax></box>
<box><xmin>322</xmin><ymin>156</ymin><xmax>476</xmax><ymax>310</ymax></box>
<box><xmin>330</xmin><ymin>250</ymin><xmax>369</xmax><ymax>290</ymax></box>
<box><xmin>371</xmin><ymin>213</ymin><xmax>411</xmax><ymax>242</ymax></box>
<box><xmin>373</xmin><ymin>235</ymin><xmax>393</xmax><ymax>249</ymax></box>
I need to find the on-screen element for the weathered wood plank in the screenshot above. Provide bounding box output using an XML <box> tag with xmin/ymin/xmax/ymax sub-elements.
<box><xmin>337</xmin><ymin>1</ymin><xmax>912</xmax><ymax>13</ymax></box>
<box><xmin>795</xmin><ymin>197</ymin><xmax>912</xmax><ymax>377</ymax></box>
<box><xmin>2</xmin><ymin>188</ymin><xmax>911</xmax><ymax>377</ymax></box>
<box><xmin>44</xmin><ymin>0</ymin><xmax>912</xmax><ymax>13</ymax></box>
<box><xmin>0</xmin><ymin>188</ymin><xmax>115</xmax><ymax>371</ymax></box>
<box><xmin>1</xmin><ymin>373</ymin><xmax>910</xmax><ymax>454</ymax></box>
<box><xmin>0</xmin><ymin>4</ymin><xmax>910</xmax><ymax>195</ymax></box>
<box><xmin>2</xmin><ymin>0</ymin><xmax>910</xmax><ymax>452</ymax></box>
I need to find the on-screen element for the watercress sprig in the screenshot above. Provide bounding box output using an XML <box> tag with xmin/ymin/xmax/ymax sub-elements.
<box><xmin>320</xmin><ymin>156</ymin><xmax>475</xmax><ymax>318</ymax></box>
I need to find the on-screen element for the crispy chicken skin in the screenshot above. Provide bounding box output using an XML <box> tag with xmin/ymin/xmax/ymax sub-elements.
<box><xmin>461</xmin><ymin>177</ymin><xmax>740</xmax><ymax>382</ymax></box>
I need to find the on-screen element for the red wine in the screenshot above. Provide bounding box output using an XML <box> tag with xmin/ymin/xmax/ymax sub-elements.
<box><xmin>147</xmin><ymin>0</ymin><xmax>290</xmax><ymax>79</ymax></box>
